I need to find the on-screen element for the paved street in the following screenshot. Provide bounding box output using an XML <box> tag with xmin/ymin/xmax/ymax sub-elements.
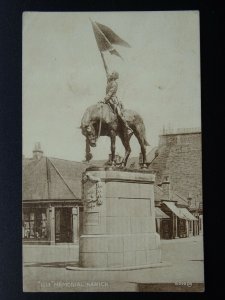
<box><xmin>23</xmin><ymin>235</ymin><xmax>204</xmax><ymax>292</ymax></box>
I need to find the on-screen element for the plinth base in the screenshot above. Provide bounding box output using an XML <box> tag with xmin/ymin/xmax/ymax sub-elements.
<box><xmin>66</xmin><ymin>261</ymin><xmax>170</xmax><ymax>271</ymax></box>
<box><xmin>80</xmin><ymin>168</ymin><xmax>161</xmax><ymax>269</ymax></box>
<box><xmin>79</xmin><ymin>233</ymin><xmax>161</xmax><ymax>268</ymax></box>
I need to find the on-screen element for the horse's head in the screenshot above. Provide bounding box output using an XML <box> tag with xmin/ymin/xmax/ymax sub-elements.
<box><xmin>81</xmin><ymin>122</ymin><xmax>97</xmax><ymax>147</ymax></box>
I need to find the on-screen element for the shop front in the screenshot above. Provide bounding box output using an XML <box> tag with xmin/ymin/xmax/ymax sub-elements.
<box><xmin>23</xmin><ymin>205</ymin><xmax>48</xmax><ymax>243</ymax></box>
<box><xmin>22</xmin><ymin>202</ymin><xmax>83</xmax><ymax>245</ymax></box>
<box><xmin>160</xmin><ymin>201</ymin><xmax>197</xmax><ymax>239</ymax></box>
<box><xmin>177</xmin><ymin>218</ymin><xmax>187</xmax><ymax>238</ymax></box>
<box><xmin>155</xmin><ymin>207</ymin><xmax>170</xmax><ymax>239</ymax></box>
<box><xmin>22</xmin><ymin>149</ymin><xmax>88</xmax><ymax>246</ymax></box>
<box><xmin>179</xmin><ymin>207</ymin><xmax>198</xmax><ymax>237</ymax></box>
<box><xmin>55</xmin><ymin>207</ymin><xmax>73</xmax><ymax>243</ymax></box>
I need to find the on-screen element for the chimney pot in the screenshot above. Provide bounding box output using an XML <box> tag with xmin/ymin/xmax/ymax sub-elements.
<box><xmin>187</xmin><ymin>193</ymin><xmax>192</xmax><ymax>207</ymax></box>
<box><xmin>161</xmin><ymin>175</ymin><xmax>171</xmax><ymax>200</ymax></box>
<box><xmin>33</xmin><ymin>142</ymin><xmax>43</xmax><ymax>160</ymax></box>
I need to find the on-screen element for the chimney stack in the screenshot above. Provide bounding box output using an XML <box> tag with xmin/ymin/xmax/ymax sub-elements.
<box><xmin>33</xmin><ymin>142</ymin><xmax>43</xmax><ymax>160</ymax></box>
<box><xmin>161</xmin><ymin>175</ymin><xmax>171</xmax><ymax>200</ymax></box>
<box><xmin>187</xmin><ymin>192</ymin><xmax>192</xmax><ymax>207</ymax></box>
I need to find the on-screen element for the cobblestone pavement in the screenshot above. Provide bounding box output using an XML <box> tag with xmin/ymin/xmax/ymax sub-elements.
<box><xmin>23</xmin><ymin>235</ymin><xmax>204</xmax><ymax>292</ymax></box>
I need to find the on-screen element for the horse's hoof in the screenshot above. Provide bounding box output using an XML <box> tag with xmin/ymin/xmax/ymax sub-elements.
<box><xmin>120</xmin><ymin>163</ymin><xmax>125</xmax><ymax>169</ymax></box>
<box><xmin>86</xmin><ymin>153</ymin><xmax>93</xmax><ymax>161</ymax></box>
<box><xmin>141</xmin><ymin>164</ymin><xmax>148</xmax><ymax>169</ymax></box>
<box><xmin>106</xmin><ymin>160</ymin><xmax>115</xmax><ymax>166</ymax></box>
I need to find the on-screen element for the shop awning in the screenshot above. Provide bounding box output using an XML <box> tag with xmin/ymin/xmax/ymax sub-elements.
<box><xmin>179</xmin><ymin>208</ymin><xmax>198</xmax><ymax>221</ymax></box>
<box><xmin>163</xmin><ymin>201</ymin><xmax>198</xmax><ymax>221</ymax></box>
<box><xmin>155</xmin><ymin>207</ymin><xmax>170</xmax><ymax>219</ymax></box>
<box><xmin>162</xmin><ymin>201</ymin><xmax>187</xmax><ymax>220</ymax></box>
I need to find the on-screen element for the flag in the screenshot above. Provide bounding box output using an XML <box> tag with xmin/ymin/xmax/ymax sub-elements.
<box><xmin>90</xmin><ymin>19</ymin><xmax>131</xmax><ymax>59</ymax></box>
<box><xmin>95</xmin><ymin>22</ymin><xmax>131</xmax><ymax>48</ymax></box>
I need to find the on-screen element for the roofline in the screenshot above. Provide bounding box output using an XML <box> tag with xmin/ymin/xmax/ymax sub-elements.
<box><xmin>22</xmin><ymin>199</ymin><xmax>82</xmax><ymax>203</ymax></box>
<box><xmin>171</xmin><ymin>191</ymin><xmax>189</xmax><ymax>204</ymax></box>
<box><xmin>23</xmin><ymin>155</ymin><xmax>89</xmax><ymax>165</ymax></box>
<box><xmin>48</xmin><ymin>156</ymin><xmax>89</xmax><ymax>164</ymax></box>
<box><xmin>155</xmin><ymin>184</ymin><xmax>188</xmax><ymax>205</ymax></box>
<box><xmin>160</xmin><ymin>131</ymin><xmax>201</xmax><ymax>137</ymax></box>
<box><xmin>176</xmin><ymin>204</ymin><xmax>189</xmax><ymax>208</ymax></box>
<box><xmin>47</xmin><ymin>157</ymin><xmax>79</xmax><ymax>199</ymax></box>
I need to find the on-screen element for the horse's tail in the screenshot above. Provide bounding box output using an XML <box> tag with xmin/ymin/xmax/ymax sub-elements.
<box><xmin>138</xmin><ymin>116</ymin><xmax>150</xmax><ymax>146</ymax></box>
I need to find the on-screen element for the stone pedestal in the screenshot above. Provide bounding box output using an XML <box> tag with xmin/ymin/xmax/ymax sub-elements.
<box><xmin>78</xmin><ymin>167</ymin><xmax>161</xmax><ymax>269</ymax></box>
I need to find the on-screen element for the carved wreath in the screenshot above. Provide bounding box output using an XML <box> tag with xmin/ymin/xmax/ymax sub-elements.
<box><xmin>82</xmin><ymin>173</ymin><xmax>103</xmax><ymax>207</ymax></box>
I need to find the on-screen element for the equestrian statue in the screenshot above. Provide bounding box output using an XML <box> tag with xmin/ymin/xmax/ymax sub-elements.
<box><xmin>80</xmin><ymin>20</ymin><xmax>150</xmax><ymax>168</ymax></box>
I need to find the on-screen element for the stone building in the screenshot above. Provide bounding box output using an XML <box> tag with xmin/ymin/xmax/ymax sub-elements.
<box><xmin>150</xmin><ymin>128</ymin><xmax>203</xmax><ymax>238</ymax></box>
<box><xmin>155</xmin><ymin>176</ymin><xmax>199</xmax><ymax>239</ymax></box>
<box><xmin>23</xmin><ymin>130</ymin><xmax>202</xmax><ymax>245</ymax></box>
<box><xmin>128</xmin><ymin>127</ymin><xmax>202</xmax><ymax>208</ymax></box>
<box><xmin>149</xmin><ymin>128</ymin><xmax>202</xmax><ymax>209</ymax></box>
<box><xmin>127</xmin><ymin>127</ymin><xmax>203</xmax><ymax>239</ymax></box>
<box><xmin>22</xmin><ymin>143</ymin><xmax>87</xmax><ymax>245</ymax></box>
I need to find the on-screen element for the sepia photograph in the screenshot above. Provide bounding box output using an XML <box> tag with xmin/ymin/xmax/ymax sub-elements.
<box><xmin>22</xmin><ymin>11</ymin><xmax>204</xmax><ymax>292</ymax></box>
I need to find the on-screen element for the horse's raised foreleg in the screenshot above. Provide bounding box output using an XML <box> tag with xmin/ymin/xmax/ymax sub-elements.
<box><xmin>85</xmin><ymin>138</ymin><xmax>93</xmax><ymax>162</ymax></box>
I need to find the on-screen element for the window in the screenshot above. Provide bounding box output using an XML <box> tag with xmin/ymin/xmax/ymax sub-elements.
<box><xmin>23</xmin><ymin>208</ymin><xmax>48</xmax><ymax>240</ymax></box>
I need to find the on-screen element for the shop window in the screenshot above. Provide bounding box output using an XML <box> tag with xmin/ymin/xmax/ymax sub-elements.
<box><xmin>23</xmin><ymin>208</ymin><xmax>48</xmax><ymax>240</ymax></box>
<box><xmin>178</xmin><ymin>219</ymin><xmax>187</xmax><ymax>238</ymax></box>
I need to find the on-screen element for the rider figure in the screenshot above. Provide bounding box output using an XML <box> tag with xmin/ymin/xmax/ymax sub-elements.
<box><xmin>102</xmin><ymin>71</ymin><xmax>133</xmax><ymax>135</ymax></box>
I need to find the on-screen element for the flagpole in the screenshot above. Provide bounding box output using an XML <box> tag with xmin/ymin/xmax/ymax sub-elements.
<box><xmin>100</xmin><ymin>51</ymin><xmax>109</xmax><ymax>79</ymax></box>
<box><xmin>89</xmin><ymin>18</ymin><xmax>110</xmax><ymax>80</ymax></box>
<box><xmin>90</xmin><ymin>18</ymin><xmax>128</xmax><ymax>79</ymax></box>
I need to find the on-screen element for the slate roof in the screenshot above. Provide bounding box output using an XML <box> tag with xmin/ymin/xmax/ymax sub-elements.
<box><xmin>154</xmin><ymin>184</ymin><xmax>188</xmax><ymax>207</ymax></box>
<box><xmin>155</xmin><ymin>207</ymin><xmax>170</xmax><ymax>219</ymax></box>
<box><xmin>23</xmin><ymin>154</ymin><xmax>188</xmax><ymax>207</ymax></box>
<box><xmin>22</xmin><ymin>157</ymin><xmax>87</xmax><ymax>201</ymax></box>
<box><xmin>127</xmin><ymin>146</ymin><xmax>158</xmax><ymax>168</ymax></box>
<box><xmin>148</xmin><ymin>131</ymin><xmax>202</xmax><ymax>207</ymax></box>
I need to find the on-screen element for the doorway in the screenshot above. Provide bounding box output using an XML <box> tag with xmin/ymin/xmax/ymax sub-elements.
<box><xmin>161</xmin><ymin>219</ymin><xmax>173</xmax><ymax>239</ymax></box>
<box><xmin>55</xmin><ymin>207</ymin><xmax>72</xmax><ymax>243</ymax></box>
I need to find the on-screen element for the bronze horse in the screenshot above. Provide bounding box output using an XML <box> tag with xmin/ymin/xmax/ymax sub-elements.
<box><xmin>80</xmin><ymin>103</ymin><xmax>149</xmax><ymax>168</ymax></box>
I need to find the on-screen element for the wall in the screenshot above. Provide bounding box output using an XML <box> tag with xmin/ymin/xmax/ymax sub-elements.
<box><xmin>150</xmin><ymin>132</ymin><xmax>202</xmax><ymax>204</ymax></box>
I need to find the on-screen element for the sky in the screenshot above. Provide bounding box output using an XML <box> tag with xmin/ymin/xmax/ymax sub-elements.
<box><xmin>23</xmin><ymin>11</ymin><xmax>201</xmax><ymax>161</ymax></box>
